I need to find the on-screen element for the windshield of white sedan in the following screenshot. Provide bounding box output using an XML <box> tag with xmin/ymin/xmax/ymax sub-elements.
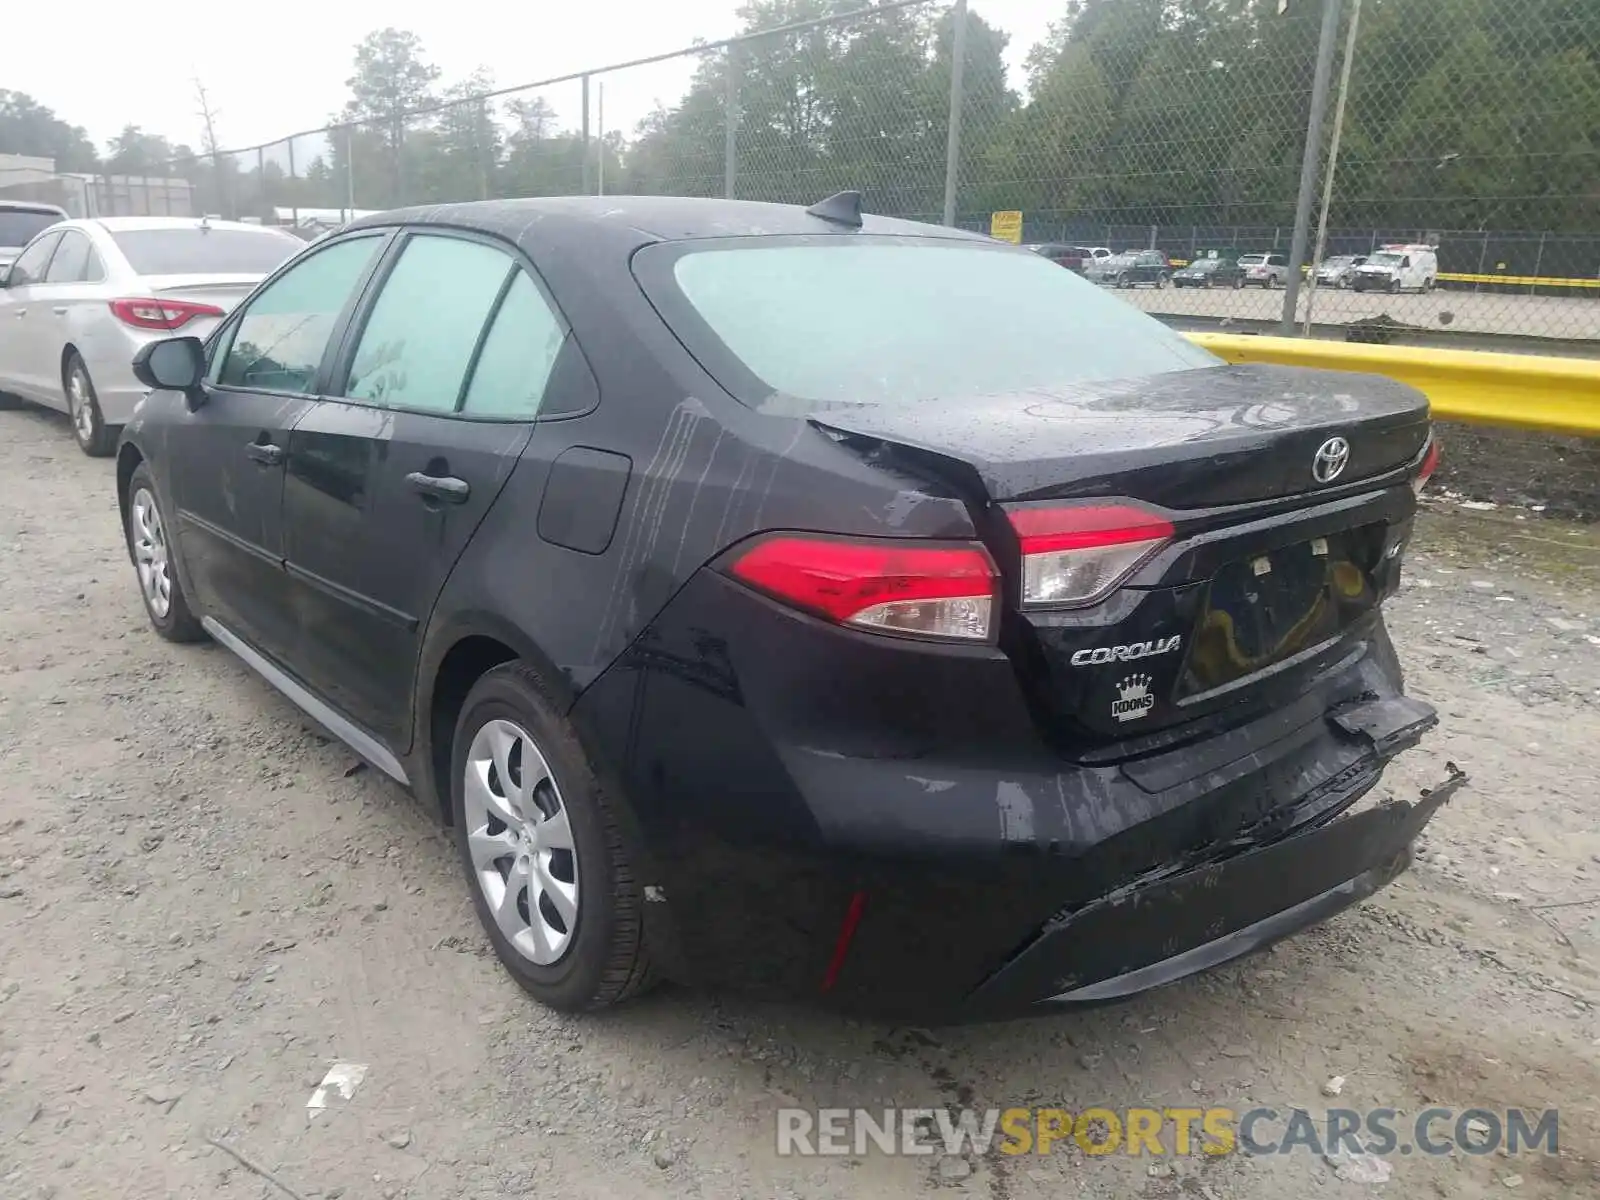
<box><xmin>110</xmin><ymin>229</ymin><xmax>301</xmax><ymax>275</ymax></box>
<box><xmin>663</xmin><ymin>241</ymin><xmax>1217</xmax><ymax>408</ymax></box>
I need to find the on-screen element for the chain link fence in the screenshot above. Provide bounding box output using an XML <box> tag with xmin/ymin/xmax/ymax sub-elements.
<box><xmin>40</xmin><ymin>0</ymin><xmax>1593</xmax><ymax>351</ymax></box>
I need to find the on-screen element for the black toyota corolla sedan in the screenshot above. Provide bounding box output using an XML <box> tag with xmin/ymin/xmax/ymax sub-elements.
<box><xmin>115</xmin><ymin>193</ymin><xmax>1458</xmax><ymax>1021</ymax></box>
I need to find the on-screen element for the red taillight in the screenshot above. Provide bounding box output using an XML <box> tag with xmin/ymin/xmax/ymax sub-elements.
<box><xmin>1413</xmin><ymin>438</ymin><xmax>1440</xmax><ymax>496</ymax></box>
<box><xmin>725</xmin><ymin>534</ymin><xmax>998</xmax><ymax>643</ymax></box>
<box><xmin>110</xmin><ymin>297</ymin><xmax>225</xmax><ymax>331</ymax></box>
<box><xmin>1007</xmin><ymin>503</ymin><xmax>1174</xmax><ymax>609</ymax></box>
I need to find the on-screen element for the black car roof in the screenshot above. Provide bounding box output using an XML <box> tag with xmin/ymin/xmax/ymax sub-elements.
<box><xmin>344</xmin><ymin>195</ymin><xmax>994</xmax><ymax>251</ymax></box>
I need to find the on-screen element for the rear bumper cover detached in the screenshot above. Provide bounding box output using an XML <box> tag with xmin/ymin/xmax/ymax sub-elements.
<box><xmin>572</xmin><ymin>570</ymin><xmax>1462</xmax><ymax>1021</ymax></box>
<box><xmin>976</xmin><ymin>750</ymin><xmax>1466</xmax><ymax>1014</ymax></box>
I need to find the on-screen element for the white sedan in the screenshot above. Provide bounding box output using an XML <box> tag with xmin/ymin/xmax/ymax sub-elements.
<box><xmin>0</xmin><ymin>217</ymin><xmax>303</xmax><ymax>455</ymax></box>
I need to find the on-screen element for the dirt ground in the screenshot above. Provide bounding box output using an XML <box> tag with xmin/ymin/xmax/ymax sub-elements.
<box><xmin>2</xmin><ymin>403</ymin><xmax>1598</xmax><ymax>1200</ymax></box>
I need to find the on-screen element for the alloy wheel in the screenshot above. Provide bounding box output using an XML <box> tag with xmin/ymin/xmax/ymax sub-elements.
<box><xmin>463</xmin><ymin>718</ymin><xmax>580</xmax><ymax>966</ymax></box>
<box><xmin>69</xmin><ymin>366</ymin><xmax>96</xmax><ymax>444</ymax></box>
<box><xmin>130</xmin><ymin>488</ymin><xmax>171</xmax><ymax>618</ymax></box>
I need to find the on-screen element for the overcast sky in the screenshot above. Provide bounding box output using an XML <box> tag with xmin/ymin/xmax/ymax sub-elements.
<box><xmin>10</xmin><ymin>1</ymin><xmax>1058</xmax><ymax>160</ymax></box>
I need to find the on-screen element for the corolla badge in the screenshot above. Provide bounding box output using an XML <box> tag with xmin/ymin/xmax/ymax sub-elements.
<box><xmin>1070</xmin><ymin>635</ymin><xmax>1182</xmax><ymax>667</ymax></box>
<box><xmin>1312</xmin><ymin>436</ymin><xmax>1350</xmax><ymax>484</ymax></box>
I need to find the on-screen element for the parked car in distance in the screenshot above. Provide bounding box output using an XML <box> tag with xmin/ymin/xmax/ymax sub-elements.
<box><xmin>117</xmin><ymin>193</ymin><xmax>1450</xmax><ymax>1021</ymax></box>
<box><xmin>1171</xmin><ymin>257</ymin><xmax>1244</xmax><ymax>289</ymax></box>
<box><xmin>1088</xmin><ymin>249</ymin><xmax>1171</xmax><ymax>288</ymax></box>
<box><xmin>1024</xmin><ymin>243</ymin><xmax>1112</xmax><ymax>275</ymax></box>
<box><xmin>0</xmin><ymin>200</ymin><xmax>68</xmax><ymax>273</ymax></box>
<box><xmin>1312</xmin><ymin>254</ymin><xmax>1368</xmax><ymax>289</ymax></box>
<box><xmin>1351</xmin><ymin>245</ymin><xmax>1439</xmax><ymax>294</ymax></box>
<box><xmin>1237</xmin><ymin>252</ymin><xmax>1290</xmax><ymax>288</ymax></box>
<box><xmin>0</xmin><ymin>216</ymin><xmax>302</xmax><ymax>455</ymax></box>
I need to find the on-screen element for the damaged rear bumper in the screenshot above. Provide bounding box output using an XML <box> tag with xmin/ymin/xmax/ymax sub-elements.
<box><xmin>573</xmin><ymin>571</ymin><xmax>1458</xmax><ymax>1020</ymax></box>
<box><xmin>972</xmin><ymin>758</ymin><xmax>1466</xmax><ymax>1014</ymax></box>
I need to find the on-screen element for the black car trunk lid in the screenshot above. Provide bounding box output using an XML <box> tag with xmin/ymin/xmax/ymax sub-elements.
<box><xmin>812</xmin><ymin>362</ymin><xmax>1430</xmax><ymax>748</ymax></box>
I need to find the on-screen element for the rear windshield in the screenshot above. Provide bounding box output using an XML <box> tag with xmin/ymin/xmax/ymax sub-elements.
<box><xmin>641</xmin><ymin>238</ymin><xmax>1218</xmax><ymax>410</ymax></box>
<box><xmin>110</xmin><ymin>228</ymin><xmax>300</xmax><ymax>275</ymax></box>
<box><xmin>0</xmin><ymin>210</ymin><xmax>62</xmax><ymax>248</ymax></box>
<box><xmin>1237</xmin><ymin>254</ymin><xmax>1266</xmax><ymax>265</ymax></box>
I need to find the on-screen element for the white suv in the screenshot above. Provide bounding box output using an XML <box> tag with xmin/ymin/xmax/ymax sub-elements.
<box><xmin>1236</xmin><ymin>253</ymin><xmax>1289</xmax><ymax>289</ymax></box>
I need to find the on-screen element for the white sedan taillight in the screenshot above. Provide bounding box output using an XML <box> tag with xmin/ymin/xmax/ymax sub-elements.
<box><xmin>1007</xmin><ymin>503</ymin><xmax>1175</xmax><ymax>609</ymax></box>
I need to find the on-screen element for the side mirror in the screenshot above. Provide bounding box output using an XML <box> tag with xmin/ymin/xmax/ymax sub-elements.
<box><xmin>132</xmin><ymin>336</ymin><xmax>206</xmax><ymax>405</ymax></box>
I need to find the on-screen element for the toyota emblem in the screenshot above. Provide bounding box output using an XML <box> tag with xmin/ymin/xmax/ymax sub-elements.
<box><xmin>1312</xmin><ymin>436</ymin><xmax>1350</xmax><ymax>484</ymax></box>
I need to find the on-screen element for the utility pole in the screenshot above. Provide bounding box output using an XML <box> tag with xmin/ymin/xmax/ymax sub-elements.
<box><xmin>941</xmin><ymin>0</ymin><xmax>968</xmax><ymax>227</ymax></box>
<box><xmin>1280</xmin><ymin>0</ymin><xmax>1344</xmax><ymax>334</ymax></box>
<box><xmin>1304</xmin><ymin>0</ymin><xmax>1363</xmax><ymax>334</ymax></box>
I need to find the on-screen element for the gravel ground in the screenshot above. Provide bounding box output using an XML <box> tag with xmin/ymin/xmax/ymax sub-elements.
<box><xmin>2</xmin><ymin>403</ymin><xmax>1598</xmax><ymax>1200</ymax></box>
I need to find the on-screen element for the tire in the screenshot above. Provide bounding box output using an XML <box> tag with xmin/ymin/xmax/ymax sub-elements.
<box><xmin>1116</xmin><ymin>273</ymin><xmax>1129</xmax><ymax>289</ymax></box>
<box><xmin>1156</xmin><ymin>273</ymin><xmax>1169</xmax><ymax>289</ymax></box>
<box><xmin>124</xmin><ymin>464</ymin><xmax>206</xmax><ymax>643</ymax></box>
<box><xmin>451</xmin><ymin>662</ymin><xmax>653</xmax><ymax>1012</ymax></box>
<box><xmin>1423</xmin><ymin>277</ymin><xmax>1436</xmax><ymax>293</ymax></box>
<box><xmin>1388</xmin><ymin>278</ymin><xmax>1400</xmax><ymax>294</ymax></box>
<box><xmin>65</xmin><ymin>353</ymin><xmax>115</xmax><ymax>457</ymax></box>
<box><xmin>1234</xmin><ymin>277</ymin><xmax>1245</xmax><ymax>290</ymax></box>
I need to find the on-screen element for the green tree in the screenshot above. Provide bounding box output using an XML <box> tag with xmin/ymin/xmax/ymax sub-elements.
<box><xmin>0</xmin><ymin>91</ymin><xmax>99</xmax><ymax>171</ymax></box>
<box><xmin>341</xmin><ymin>27</ymin><xmax>442</xmax><ymax>205</ymax></box>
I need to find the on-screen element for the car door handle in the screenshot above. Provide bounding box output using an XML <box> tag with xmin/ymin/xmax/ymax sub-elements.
<box><xmin>245</xmin><ymin>441</ymin><xmax>284</xmax><ymax>466</ymax></box>
<box><xmin>52</xmin><ymin>306</ymin><xmax>67</xmax><ymax>316</ymax></box>
<box><xmin>406</xmin><ymin>472</ymin><xmax>470</xmax><ymax>504</ymax></box>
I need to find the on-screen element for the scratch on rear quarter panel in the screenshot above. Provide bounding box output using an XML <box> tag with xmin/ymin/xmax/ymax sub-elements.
<box><xmin>670</xmin><ymin>426</ymin><xmax>727</xmax><ymax>576</ymax></box>
<box><xmin>996</xmin><ymin>780</ymin><xmax>1035</xmax><ymax>842</ymax></box>
<box><xmin>882</xmin><ymin>490</ymin><xmax>931</xmax><ymax>529</ymax></box>
<box><xmin>750</xmin><ymin>423</ymin><xmax>808</xmax><ymax>530</ymax></box>
<box><xmin>591</xmin><ymin>398</ymin><xmax>705</xmax><ymax>659</ymax></box>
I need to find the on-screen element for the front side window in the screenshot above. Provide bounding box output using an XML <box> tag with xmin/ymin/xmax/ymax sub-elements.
<box><xmin>343</xmin><ymin>234</ymin><xmax>515</xmax><ymax>413</ymax></box>
<box><xmin>215</xmin><ymin>235</ymin><xmax>381</xmax><ymax>394</ymax></box>
<box><xmin>6</xmin><ymin>232</ymin><xmax>61</xmax><ymax>286</ymax></box>
<box><xmin>642</xmin><ymin>238</ymin><xmax>1218</xmax><ymax>412</ymax></box>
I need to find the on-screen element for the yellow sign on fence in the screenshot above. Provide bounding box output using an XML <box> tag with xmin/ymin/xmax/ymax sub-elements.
<box><xmin>990</xmin><ymin>211</ymin><xmax>1023</xmax><ymax>244</ymax></box>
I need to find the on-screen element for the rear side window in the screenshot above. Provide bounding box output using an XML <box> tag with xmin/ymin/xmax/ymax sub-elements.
<box><xmin>461</xmin><ymin>270</ymin><xmax>566</xmax><ymax>418</ymax></box>
<box><xmin>215</xmin><ymin>235</ymin><xmax>380</xmax><ymax>393</ymax></box>
<box><xmin>344</xmin><ymin>235</ymin><xmax>515</xmax><ymax>413</ymax></box>
<box><xmin>643</xmin><ymin>239</ymin><xmax>1217</xmax><ymax>410</ymax></box>
<box><xmin>0</xmin><ymin>210</ymin><xmax>61</xmax><ymax>248</ymax></box>
<box><xmin>110</xmin><ymin>227</ymin><xmax>300</xmax><ymax>275</ymax></box>
<box><xmin>44</xmin><ymin>231</ymin><xmax>94</xmax><ymax>283</ymax></box>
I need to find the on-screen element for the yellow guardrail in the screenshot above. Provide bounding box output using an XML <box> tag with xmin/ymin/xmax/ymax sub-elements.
<box><xmin>1438</xmin><ymin>272</ymin><xmax>1600</xmax><ymax>289</ymax></box>
<box><xmin>1185</xmin><ymin>332</ymin><xmax>1600</xmax><ymax>437</ymax></box>
<box><xmin>1164</xmin><ymin>261</ymin><xmax>1599</xmax><ymax>288</ymax></box>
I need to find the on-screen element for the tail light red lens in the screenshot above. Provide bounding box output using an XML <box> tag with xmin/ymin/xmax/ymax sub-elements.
<box><xmin>726</xmin><ymin>535</ymin><xmax>998</xmax><ymax>642</ymax></box>
<box><xmin>110</xmin><ymin>297</ymin><xmax>225</xmax><ymax>331</ymax></box>
<box><xmin>1413</xmin><ymin>437</ymin><xmax>1440</xmax><ymax>496</ymax></box>
<box><xmin>1008</xmin><ymin>503</ymin><xmax>1174</xmax><ymax>608</ymax></box>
